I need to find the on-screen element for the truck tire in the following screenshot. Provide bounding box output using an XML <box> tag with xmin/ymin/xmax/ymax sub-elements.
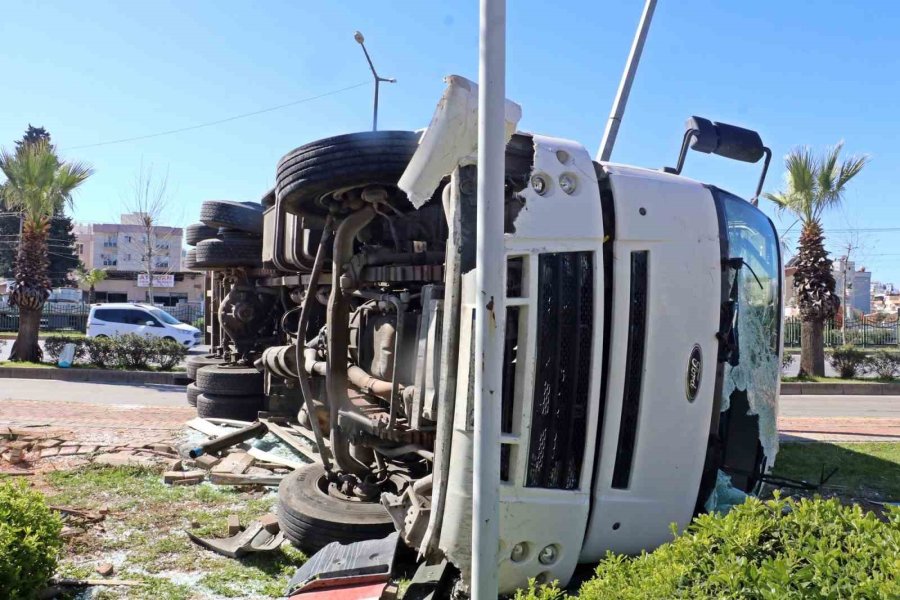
<box><xmin>261</xmin><ymin>188</ymin><xmax>276</xmax><ymax>209</ymax></box>
<box><xmin>185</xmin><ymin>223</ymin><xmax>219</xmax><ymax>246</ymax></box>
<box><xmin>196</xmin><ymin>392</ymin><xmax>263</xmax><ymax>421</ymax></box>
<box><xmin>277</xmin><ymin>464</ymin><xmax>395</xmax><ymax>553</ymax></box>
<box><xmin>217</xmin><ymin>227</ymin><xmax>261</xmax><ymax>242</ymax></box>
<box><xmin>195</xmin><ymin>364</ymin><xmax>263</xmax><ymax>396</ymax></box>
<box><xmin>186</xmin><ymin>355</ymin><xmax>225</xmax><ymax>379</ymax></box>
<box><xmin>184</xmin><ymin>248</ymin><xmax>199</xmax><ymax>270</ymax></box>
<box><xmin>194</xmin><ymin>238</ymin><xmax>262</xmax><ymax>268</ymax></box>
<box><xmin>276</xmin><ymin>131</ymin><xmax>420</xmax><ymax>217</ymax></box>
<box><xmin>186</xmin><ymin>382</ymin><xmax>201</xmax><ymax>407</ymax></box>
<box><xmin>200</xmin><ymin>200</ymin><xmax>264</xmax><ymax>235</ymax></box>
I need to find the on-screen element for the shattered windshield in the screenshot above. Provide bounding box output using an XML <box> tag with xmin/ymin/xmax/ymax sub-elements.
<box><xmin>720</xmin><ymin>192</ymin><xmax>781</xmax><ymax>464</ymax></box>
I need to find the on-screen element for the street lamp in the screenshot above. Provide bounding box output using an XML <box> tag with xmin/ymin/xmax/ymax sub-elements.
<box><xmin>354</xmin><ymin>31</ymin><xmax>396</xmax><ymax>131</ymax></box>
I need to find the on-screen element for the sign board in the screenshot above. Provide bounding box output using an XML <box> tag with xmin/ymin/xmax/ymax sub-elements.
<box><xmin>137</xmin><ymin>274</ymin><xmax>175</xmax><ymax>288</ymax></box>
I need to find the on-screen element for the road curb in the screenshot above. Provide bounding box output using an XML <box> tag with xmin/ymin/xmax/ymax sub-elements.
<box><xmin>780</xmin><ymin>382</ymin><xmax>900</xmax><ymax>395</ymax></box>
<box><xmin>0</xmin><ymin>366</ymin><xmax>190</xmax><ymax>386</ymax></box>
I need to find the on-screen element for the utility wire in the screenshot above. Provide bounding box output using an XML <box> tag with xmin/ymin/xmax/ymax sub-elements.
<box><xmin>62</xmin><ymin>81</ymin><xmax>371</xmax><ymax>150</ymax></box>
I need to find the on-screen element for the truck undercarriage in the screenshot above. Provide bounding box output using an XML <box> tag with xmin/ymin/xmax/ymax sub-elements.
<box><xmin>183</xmin><ymin>79</ymin><xmax>782</xmax><ymax>593</ymax></box>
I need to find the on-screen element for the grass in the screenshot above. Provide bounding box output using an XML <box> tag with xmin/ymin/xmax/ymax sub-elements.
<box><xmin>42</xmin><ymin>465</ymin><xmax>306</xmax><ymax>600</ymax></box>
<box><xmin>773</xmin><ymin>442</ymin><xmax>900</xmax><ymax>501</ymax></box>
<box><xmin>0</xmin><ymin>330</ymin><xmax>86</xmax><ymax>340</ymax></box>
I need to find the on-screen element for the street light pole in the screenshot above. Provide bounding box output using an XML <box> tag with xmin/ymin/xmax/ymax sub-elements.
<box><xmin>473</xmin><ymin>1</ymin><xmax>505</xmax><ymax>599</ymax></box>
<box><xmin>596</xmin><ymin>0</ymin><xmax>658</xmax><ymax>162</ymax></box>
<box><xmin>354</xmin><ymin>31</ymin><xmax>396</xmax><ymax>131</ymax></box>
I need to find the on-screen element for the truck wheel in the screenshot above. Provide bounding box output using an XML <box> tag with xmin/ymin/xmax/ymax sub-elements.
<box><xmin>277</xmin><ymin>464</ymin><xmax>395</xmax><ymax>553</ymax></box>
<box><xmin>200</xmin><ymin>200</ymin><xmax>264</xmax><ymax>235</ymax></box>
<box><xmin>196</xmin><ymin>392</ymin><xmax>263</xmax><ymax>421</ymax></box>
<box><xmin>194</xmin><ymin>238</ymin><xmax>262</xmax><ymax>268</ymax></box>
<box><xmin>186</xmin><ymin>355</ymin><xmax>224</xmax><ymax>380</ymax></box>
<box><xmin>261</xmin><ymin>187</ymin><xmax>275</xmax><ymax>209</ymax></box>
<box><xmin>186</xmin><ymin>382</ymin><xmax>201</xmax><ymax>407</ymax></box>
<box><xmin>276</xmin><ymin>131</ymin><xmax>420</xmax><ymax>217</ymax></box>
<box><xmin>185</xmin><ymin>223</ymin><xmax>219</xmax><ymax>246</ymax></box>
<box><xmin>195</xmin><ymin>364</ymin><xmax>263</xmax><ymax>396</ymax></box>
<box><xmin>184</xmin><ymin>248</ymin><xmax>200</xmax><ymax>270</ymax></box>
<box><xmin>217</xmin><ymin>227</ymin><xmax>261</xmax><ymax>242</ymax></box>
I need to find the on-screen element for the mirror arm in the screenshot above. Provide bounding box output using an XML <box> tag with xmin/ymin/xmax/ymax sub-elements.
<box><xmin>751</xmin><ymin>147</ymin><xmax>772</xmax><ymax>206</ymax></box>
<box><xmin>664</xmin><ymin>127</ymin><xmax>699</xmax><ymax>175</ymax></box>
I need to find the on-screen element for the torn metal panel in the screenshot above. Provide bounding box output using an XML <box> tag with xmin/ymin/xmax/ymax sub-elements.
<box><xmin>397</xmin><ymin>75</ymin><xmax>522</xmax><ymax>209</ymax></box>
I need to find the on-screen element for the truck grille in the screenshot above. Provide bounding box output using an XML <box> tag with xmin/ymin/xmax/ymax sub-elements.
<box><xmin>526</xmin><ymin>252</ymin><xmax>593</xmax><ymax>490</ymax></box>
<box><xmin>611</xmin><ymin>250</ymin><xmax>649</xmax><ymax>489</ymax></box>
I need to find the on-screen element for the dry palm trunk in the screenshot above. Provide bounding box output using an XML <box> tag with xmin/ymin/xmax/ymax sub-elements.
<box><xmin>9</xmin><ymin>218</ymin><xmax>51</xmax><ymax>362</ymax></box>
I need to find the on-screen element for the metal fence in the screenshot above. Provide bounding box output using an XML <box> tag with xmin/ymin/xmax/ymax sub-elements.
<box><xmin>0</xmin><ymin>302</ymin><xmax>204</xmax><ymax>333</ymax></box>
<box><xmin>784</xmin><ymin>316</ymin><xmax>900</xmax><ymax>348</ymax></box>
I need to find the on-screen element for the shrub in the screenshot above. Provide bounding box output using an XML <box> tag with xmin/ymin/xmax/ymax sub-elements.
<box><xmin>113</xmin><ymin>333</ymin><xmax>155</xmax><ymax>370</ymax></box>
<box><xmin>152</xmin><ymin>337</ymin><xmax>188</xmax><ymax>371</ymax></box>
<box><xmin>84</xmin><ymin>336</ymin><xmax>116</xmax><ymax>368</ymax></box>
<box><xmin>828</xmin><ymin>344</ymin><xmax>867</xmax><ymax>378</ymax></box>
<box><xmin>42</xmin><ymin>335</ymin><xmax>87</xmax><ymax>364</ymax></box>
<box><xmin>865</xmin><ymin>350</ymin><xmax>900</xmax><ymax>380</ymax></box>
<box><xmin>781</xmin><ymin>352</ymin><xmax>793</xmax><ymax>372</ymax></box>
<box><xmin>192</xmin><ymin>317</ymin><xmax>204</xmax><ymax>331</ymax></box>
<box><xmin>0</xmin><ymin>480</ymin><xmax>63</xmax><ymax>599</ymax></box>
<box><xmin>513</xmin><ymin>497</ymin><xmax>899</xmax><ymax>600</ymax></box>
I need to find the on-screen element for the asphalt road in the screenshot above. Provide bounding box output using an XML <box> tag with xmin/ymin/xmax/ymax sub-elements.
<box><xmin>0</xmin><ymin>378</ymin><xmax>187</xmax><ymax>407</ymax></box>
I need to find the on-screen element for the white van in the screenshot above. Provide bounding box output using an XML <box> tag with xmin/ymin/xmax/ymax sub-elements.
<box><xmin>86</xmin><ymin>303</ymin><xmax>201</xmax><ymax>347</ymax></box>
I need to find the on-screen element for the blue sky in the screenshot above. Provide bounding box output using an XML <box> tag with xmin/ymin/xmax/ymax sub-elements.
<box><xmin>2</xmin><ymin>1</ymin><xmax>899</xmax><ymax>283</ymax></box>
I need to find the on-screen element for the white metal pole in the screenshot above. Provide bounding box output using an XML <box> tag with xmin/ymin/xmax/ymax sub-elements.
<box><xmin>596</xmin><ymin>0</ymin><xmax>658</xmax><ymax>162</ymax></box>
<box><xmin>473</xmin><ymin>0</ymin><xmax>505</xmax><ymax>598</ymax></box>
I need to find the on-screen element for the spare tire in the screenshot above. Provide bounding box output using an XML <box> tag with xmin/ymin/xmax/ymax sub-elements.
<box><xmin>276</xmin><ymin>131</ymin><xmax>420</xmax><ymax>217</ymax></box>
<box><xmin>194</xmin><ymin>238</ymin><xmax>262</xmax><ymax>268</ymax></box>
<box><xmin>186</xmin><ymin>355</ymin><xmax>224</xmax><ymax>380</ymax></box>
<box><xmin>185</xmin><ymin>223</ymin><xmax>219</xmax><ymax>246</ymax></box>
<box><xmin>277</xmin><ymin>464</ymin><xmax>395</xmax><ymax>553</ymax></box>
<box><xmin>196</xmin><ymin>392</ymin><xmax>263</xmax><ymax>421</ymax></box>
<box><xmin>195</xmin><ymin>364</ymin><xmax>263</xmax><ymax>396</ymax></box>
<box><xmin>201</xmin><ymin>200</ymin><xmax>264</xmax><ymax>235</ymax></box>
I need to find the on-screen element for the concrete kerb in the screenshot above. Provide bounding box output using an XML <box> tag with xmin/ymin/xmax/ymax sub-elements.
<box><xmin>781</xmin><ymin>381</ymin><xmax>900</xmax><ymax>395</ymax></box>
<box><xmin>0</xmin><ymin>366</ymin><xmax>190</xmax><ymax>386</ymax></box>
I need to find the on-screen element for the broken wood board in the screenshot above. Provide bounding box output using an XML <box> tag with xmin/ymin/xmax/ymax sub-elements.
<box><xmin>260</xmin><ymin>418</ymin><xmax>320</xmax><ymax>462</ymax></box>
<box><xmin>212</xmin><ymin>452</ymin><xmax>254</xmax><ymax>475</ymax></box>
<box><xmin>208</xmin><ymin>472</ymin><xmax>284</xmax><ymax>486</ymax></box>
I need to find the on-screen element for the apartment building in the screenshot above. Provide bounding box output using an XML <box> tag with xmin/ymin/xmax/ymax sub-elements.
<box><xmin>74</xmin><ymin>214</ymin><xmax>203</xmax><ymax>305</ymax></box>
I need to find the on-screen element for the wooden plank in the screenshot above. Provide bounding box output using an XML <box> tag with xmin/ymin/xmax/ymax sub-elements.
<box><xmin>185</xmin><ymin>418</ymin><xmax>231</xmax><ymax>438</ymax></box>
<box><xmin>205</xmin><ymin>417</ymin><xmax>255</xmax><ymax>428</ymax></box>
<box><xmin>246</xmin><ymin>447</ymin><xmax>305</xmax><ymax>470</ymax></box>
<box><xmin>208</xmin><ymin>472</ymin><xmax>283</xmax><ymax>486</ymax></box>
<box><xmin>261</xmin><ymin>418</ymin><xmax>320</xmax><ymax>462</ymax></box>
<box><xmin>211</xmin><ymin>452</ymin><xmax>254</xmax><ymax>475</ymax></box>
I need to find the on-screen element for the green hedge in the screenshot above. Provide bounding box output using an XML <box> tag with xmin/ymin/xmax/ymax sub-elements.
<box><xmin>43</xmin><ymin>334</ymin><xmax>187</xmax><ymax>371</ymax></box>
<box><xmin>0</xmin><ymin>480</ymin><xmax>63</xmax><ymax>599</ymax></box>
<box><xmin>516</xmin><ymin>496</ymin><xmax>899</xmax><ymax>600</ymax></box>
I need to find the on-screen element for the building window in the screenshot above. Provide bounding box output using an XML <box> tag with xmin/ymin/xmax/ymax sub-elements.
<box><xmin>76</xmin><ymin>243</ymin><xmax>84</xmax><ymax>254</ymax></box>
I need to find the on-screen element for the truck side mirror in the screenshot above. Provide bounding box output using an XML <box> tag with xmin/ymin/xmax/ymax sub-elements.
<box><xmin>664</xmin><ymin>116</ymin><xmax>772</xmax><ymax>204</ymax></box>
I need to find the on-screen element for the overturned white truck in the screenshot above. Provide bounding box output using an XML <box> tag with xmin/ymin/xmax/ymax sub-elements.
<box><xmin>184</xmin><ymin>78</ymin><xmax>782</xmax><ymax>593</ymax></box>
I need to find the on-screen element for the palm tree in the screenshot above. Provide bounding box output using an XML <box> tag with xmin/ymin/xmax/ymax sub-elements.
<box><xmin>73</xmin><ymin>266</ymin><xmax>107</xmax><ymax>304</ymax></box>
<box><xmin>765</xmin><ymin>143</ymin><xmax>868</xmax><ymax>376</ymax></box>
<box><xmin>0</xmin><ymin>141</ymin><xmax>92</xmax><ymax>361</ymax></box>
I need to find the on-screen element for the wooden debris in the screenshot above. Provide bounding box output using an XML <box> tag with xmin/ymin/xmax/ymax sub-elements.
<box><xmin>0</xmin><ymin>469</ymin><xmax>34</xmax><ymax>477</ymax></box>
<box><xmin>95</xmin><ymin>563</ymin><xmax>114</xmax><ymax>577</ymax></box>
<box><xmin>212</xmin><ymin>452</ymin><xmax>254</xmax><ymax>475</ymax></box>
<box><xmin>246</xmin><ymin>448</ymin><xmax>305</xmax><ymax>470</ymax></box>
<box><xmin>163</xmin><ymin>470</ymin><xmax>207</xmax><ymax>484</ymax></box>
<box><xmin>193</xmin><ymin>454</ymin><xmax>222</xmax><ymax>470</ymax></box>
<box><xmin>53</xmin><ymin>577</ymin><xmax>143</xmax><ymax>587</ymax></box>
<box><xmin>227</xmin><ymin>514</ymin><xmax>242</xmax><ymax>536</ymax></box>
<box><xmin>208</xmin><ymin>472</ymin><xmax>283</xmax><ymax>486</ymax></box>
<box><xmin>257</xmin><ymin>513</ymin><xmax>280</xmax><ymax>534</ymax></box>
<box><xmin>260</xmin><ymin>417</ymin><xmax>320</xmax><ymax>461</ymax></box>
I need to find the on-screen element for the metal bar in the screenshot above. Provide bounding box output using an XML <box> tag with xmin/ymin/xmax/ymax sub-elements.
<box><xmin>596</xmin><ymin>0</ymin><xmax>658</xmax><ymax>162</ymax></box>
<box><xmin>473</xmin><ymin>0</ymin><xmax>505</xmax><ymax>597</ymax></box>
